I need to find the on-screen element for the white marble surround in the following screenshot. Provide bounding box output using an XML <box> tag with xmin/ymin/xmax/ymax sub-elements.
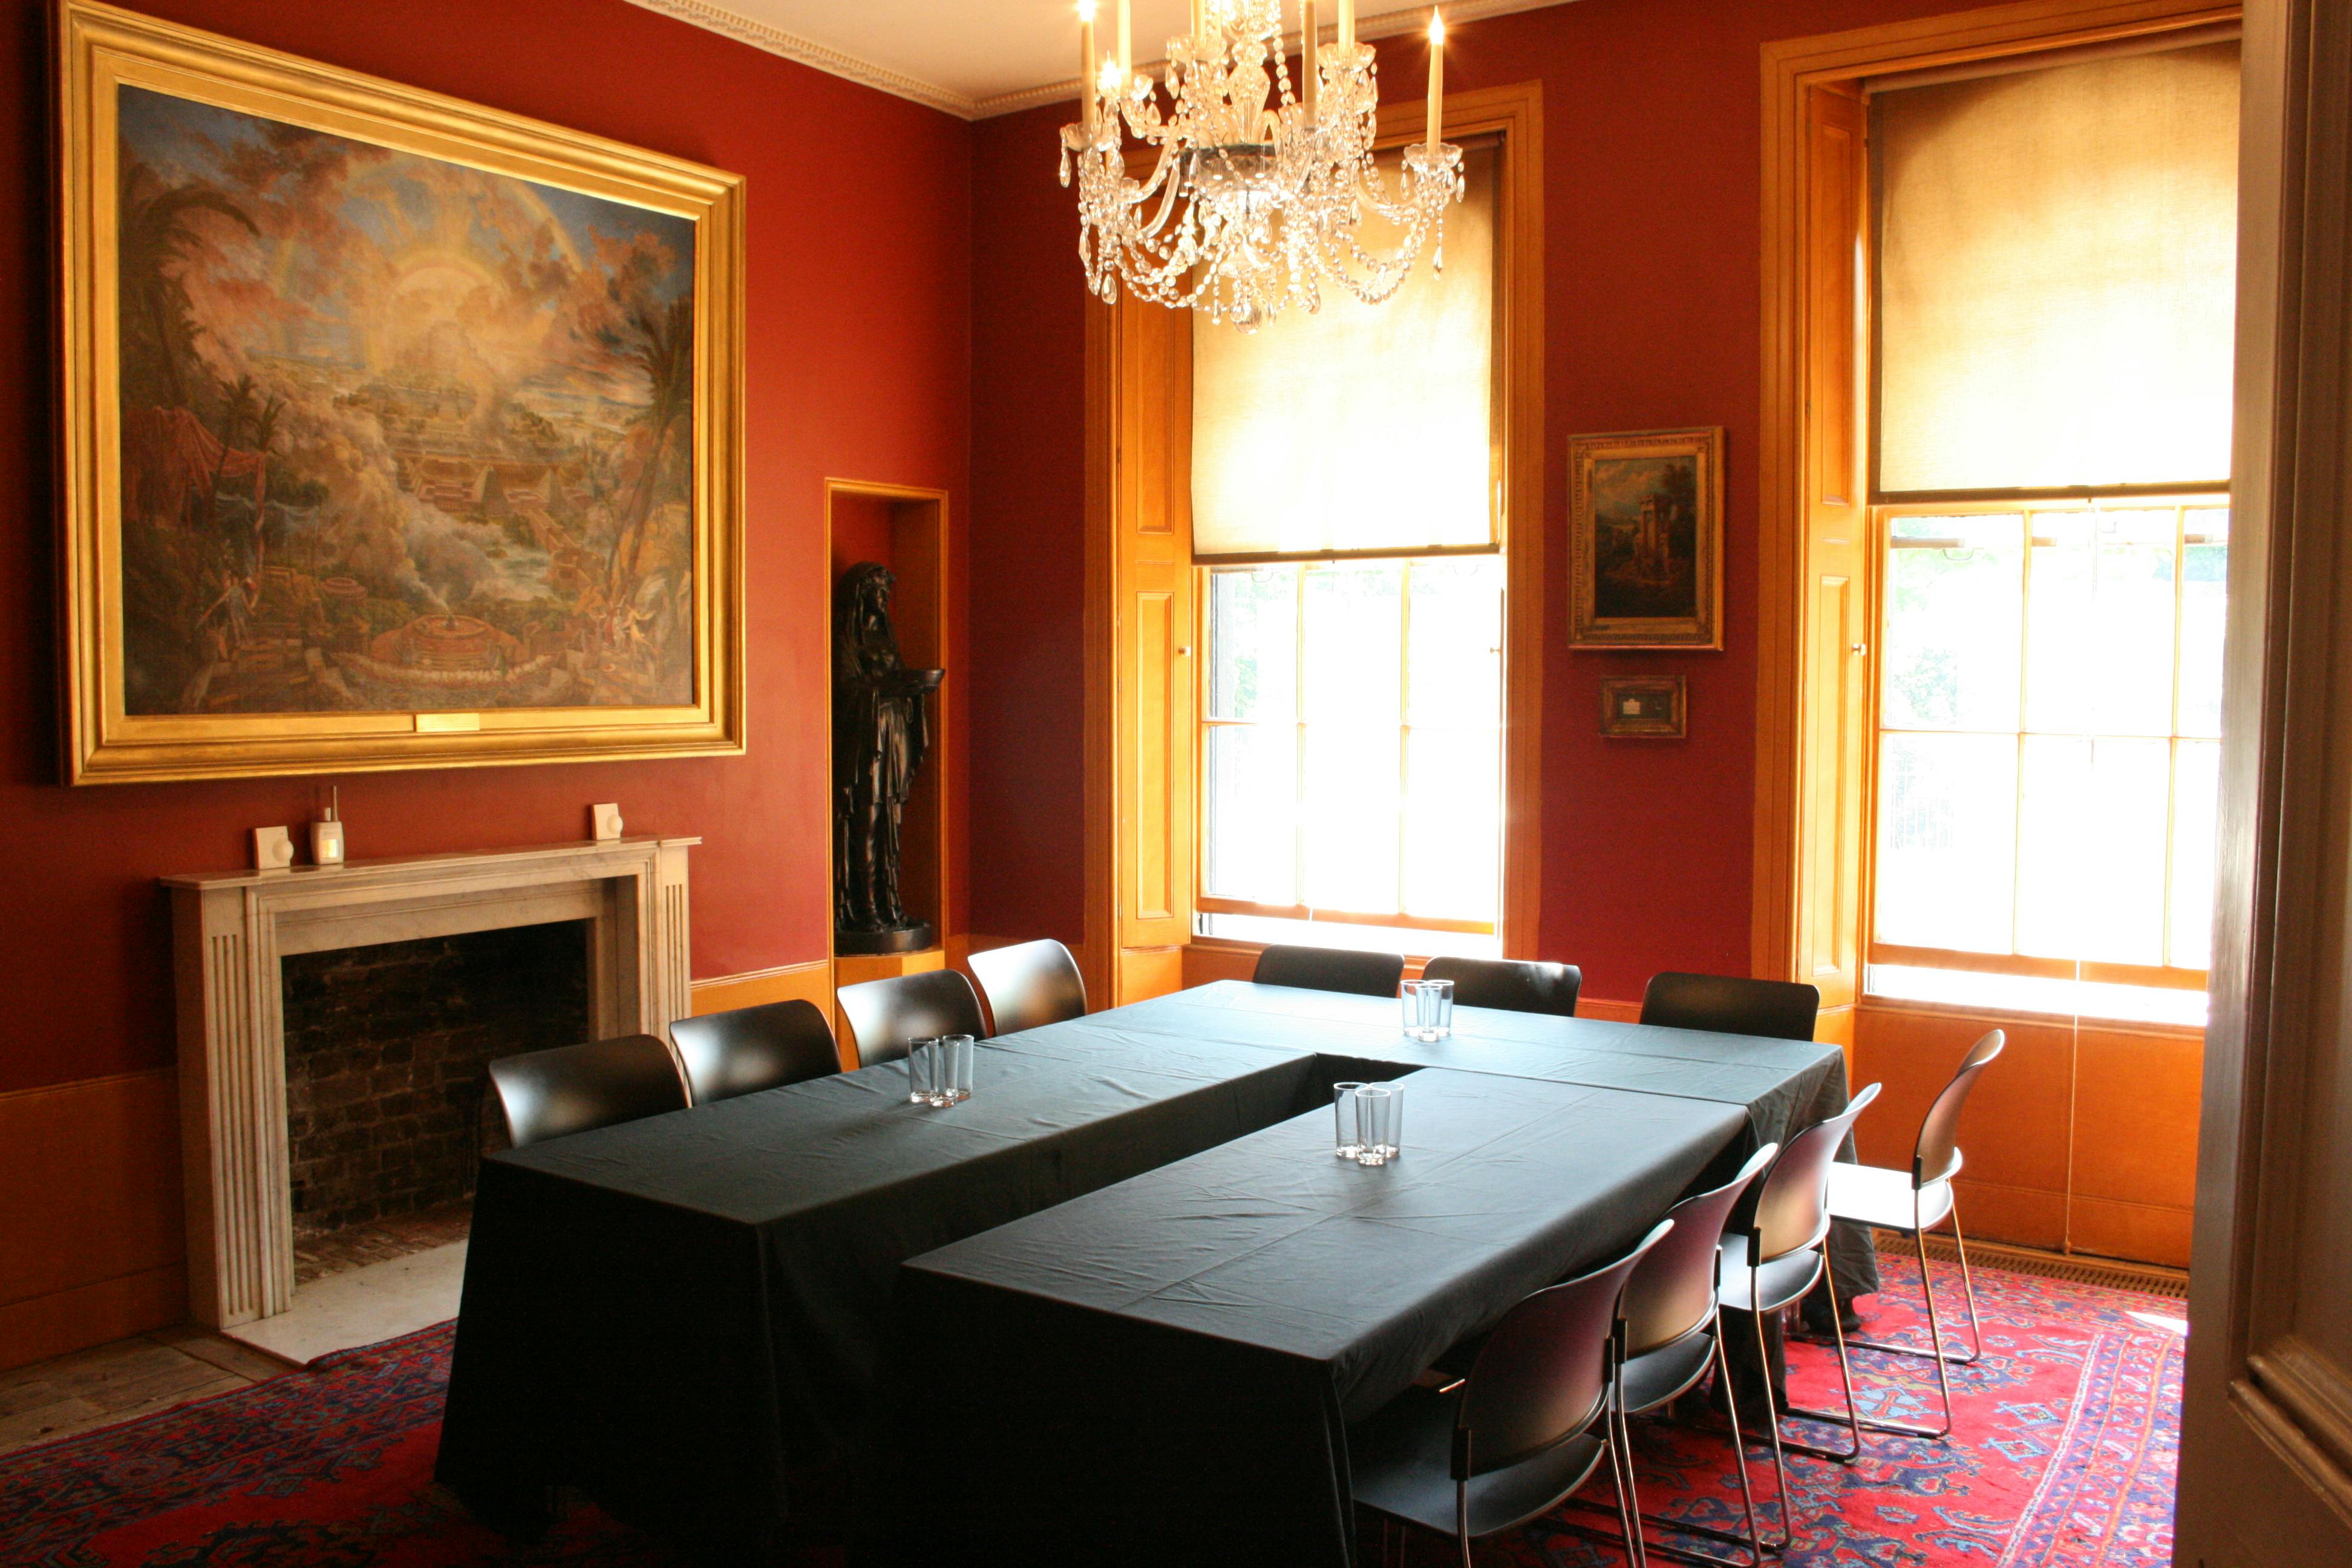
<box><xmin>166</xmin><ymin>837</ymin><xmax>696</xmax><ymax>1329</ymax></box>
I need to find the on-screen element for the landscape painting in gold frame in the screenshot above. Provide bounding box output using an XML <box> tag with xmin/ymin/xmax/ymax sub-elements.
<box><xmin>1567</xmin><ymin>426</ymin><xmax>1723</xmax><ymax>649</ymax></box>
<box><xmin>55</xmin><ymin>1</ymin><xmax>745</xmax><ymax>783</ymax></box>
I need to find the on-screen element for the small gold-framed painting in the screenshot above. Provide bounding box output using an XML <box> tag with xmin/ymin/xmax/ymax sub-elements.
<box><xmin>1599</xmin><ymin>676</ymin><xmax>1686</xmax><ymax>738</ymax></box>
<box><xmin>56</xmin><ymin>1</ymin><xmax>746</xmax><ymax>783</ymax></box>
<box><xmin>1568</xmin><ymin>427</ymin><xmax>1723</xmax><ymax>650</ymax></box>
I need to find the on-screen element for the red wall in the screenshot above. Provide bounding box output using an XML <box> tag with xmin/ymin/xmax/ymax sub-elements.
<box><xmin>965</xmin><ymin>0</ymin><xmax>1967</xmax><ymax>999</ymax></box>
<box><xmin>0</xmin><ymin>0</ymin><xmax>972</xmax><ymax>1099</ymax></box>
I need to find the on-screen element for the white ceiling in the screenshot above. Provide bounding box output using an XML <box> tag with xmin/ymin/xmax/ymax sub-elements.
<box><xmin>627</xmin><ymin>0</ymin><xmax>1568</xmax><ymax>119</ymax></box>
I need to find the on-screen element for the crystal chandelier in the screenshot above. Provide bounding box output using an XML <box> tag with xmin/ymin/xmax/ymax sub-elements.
<box><xmin>1059</xmin><ymin>0</ymin><xmax>1463</xmax><ymax>331</ymax></box>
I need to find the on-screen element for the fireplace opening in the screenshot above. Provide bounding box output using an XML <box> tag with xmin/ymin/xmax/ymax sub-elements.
<box><xmin>281</xmin><ymin>920</ymin><xmax>592</xmax><ymax>1256</ymax></box>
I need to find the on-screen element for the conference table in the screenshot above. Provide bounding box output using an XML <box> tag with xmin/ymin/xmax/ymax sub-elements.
<box><xmin>436</xmin><ymin>979</ymin><xmax>1864</xmax><ymax>1566</ymax></box>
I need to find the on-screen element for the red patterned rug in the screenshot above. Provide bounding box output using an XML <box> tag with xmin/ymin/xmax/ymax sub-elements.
<box><xmin>0</xmin><ymin>1258</ymin><xmax>2178</xmax><ymax>1567</ymax></box>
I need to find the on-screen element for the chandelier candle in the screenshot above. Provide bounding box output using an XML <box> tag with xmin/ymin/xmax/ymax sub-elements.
<box><xmin>1427</xmin><ymin>13</ymin><xmax>1445</xmax><ymax>152</ymax></box>
<box><xmin>1059</xmin><ymin>0</ymin><xmax>1463</xmax><ymax>329</ymax></box>
<box><xmin>1078</xmin><ymin>1</ymin><xmax>1097</xmax><ymax>132</ymax></box>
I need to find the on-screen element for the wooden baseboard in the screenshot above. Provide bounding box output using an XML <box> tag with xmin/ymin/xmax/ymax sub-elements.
<box><xmin>1576</xmin><ymin>997</ymin><xmax>1641</xmax><ymax>1023</ymax></box>
<box><xmin>0</xmin><ymin>1263</ymin><xmax>187</xmax><ymax>1374</ymax></box>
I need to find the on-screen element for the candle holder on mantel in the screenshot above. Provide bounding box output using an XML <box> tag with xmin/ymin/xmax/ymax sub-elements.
<box><xmin>833</xmin><ymin>563</ymin><xmax>945</xmax><ymax>955</ymax></box>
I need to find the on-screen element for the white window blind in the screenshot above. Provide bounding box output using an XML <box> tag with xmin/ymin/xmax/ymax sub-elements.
<box><xmin>1872</xmin><ymin>41</ymin><xmax>2239</xmax><ymax>495</ymax></box>
<box><xmin>1190</xmin><ymin>144</ymin><xmax>1497</xmax><ymax>561</ymax></box>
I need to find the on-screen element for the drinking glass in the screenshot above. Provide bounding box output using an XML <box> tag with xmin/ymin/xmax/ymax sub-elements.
<box><xmin>1402</xmin><ymin>978</ymin><xmax>1455</xmax><ymax>1042</ymax></box>
<box><xmin>1331</xmin><ymin>1081</ymin><xmax>1367</xmax><ymax>1158</ymax></box>
<box><xmin>905</xmin><ymin>1037</ymin><xmax>938</xmax><ymax>1105</ymax></box>
<box><xmin>1353</xmin><ymin>1086</ymin><xmax>1397</xmax><ymax>1166</ymax></box>
<box><xmin>1371</xmin><ymin>1080</ymin><xmax>1404</xmax><ymax>1160</ymax></box>
<box><xmin>939</xmin><ymin>1034</ymin><xmax>976</xmax><ymax>1104</ymax></box>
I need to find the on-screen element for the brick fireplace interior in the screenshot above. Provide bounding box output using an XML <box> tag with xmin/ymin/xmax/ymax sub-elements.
<box><xmin>280</xmin><ymin>920</ymin><xmax>592</xmax><ymax>1261</ymax></box>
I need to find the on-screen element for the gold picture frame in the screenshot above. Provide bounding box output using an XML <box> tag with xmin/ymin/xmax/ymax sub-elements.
<box><xmin>1598</xmin><ymin>676</ymin><xmax>1687</xmax><ymax>738</ymax></box>
<box><xmin>56</xmin><ymin>1</ymin><xmax>745</xmax><ymax>783</ymax></box>
<box><xmin>1567</xmin><ymin>426</ymin><xmax>1723</xmax><ymax>649</ymax></box>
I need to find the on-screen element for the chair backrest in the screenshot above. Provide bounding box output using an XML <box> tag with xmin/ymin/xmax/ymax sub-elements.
<box><xmin>835</xmin><ymin>969</ymin><xmax>986</xmax><ymax>1068</ymax></box>
<box><xmin>1914</xmin><ymin>1029</ymin><xmax>2004</xmax><ymax>1188</ymax></box>
<box><xmin>1748</xmin><ymin>1082</ymin><xmax>1881</xmax><ymax>1262</ymax></box>
<box><xmin>966</xmin><ymin>938</ymin><xmax>1088</xmax><ymax>1035</ymax></box>
<box><xmin>486</xmin><ymin>1034</ymin><xmax>687</xmax><ymax>1149</ymax></box>
<box><xmin>1420</xmin><ymin>956</ymin><xmax>1583</xmax><ymax>1018</ymax></box>
<box><xmin>1455</xmin><ymin>1220</ymin><xmax>1672</xmax><ymax>1478</ymax></box>
<box><xmin>670</xmin><ymin>999</ymin><xmax>840</xmax><ymax>1105</ymax></box>
<box><xmin>1252</xmin><ymin>944</ymin><xmax>1405</xmax><ymax>998</ymax></box>
<box><xmin>1640</xmin><ymin>972</ymin><xmax>1822</xmax><ymax>1041</ymax></box>
<box><xmin>1621</xmin><ymin>1142</ymin><xmax>1777</xmax><ymax>1359</ymax></box>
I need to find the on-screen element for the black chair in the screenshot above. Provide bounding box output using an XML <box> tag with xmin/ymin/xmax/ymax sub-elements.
<box><xmin>1719</xmin><ymin>1082</ymin><xmax>1883</xmax><ymax>1535</ymax></box>
<box><xmin>485</xmin><ymin>1034</ymin><xmax>687</xmax><ymax>1149</ymax></box>
<box><xmin>1815</xmin><ymin>1029</ymin><xmax>2004</xmax><ymax>1439</ymax></box>
<box><xmin>1640</xmin><ymin>973</ymin><xmax>1821</xmax><ymax>1041</ymax></box>
<box><xmin>670</xmin><ymin>998</ymin><xmax>840</xmax><ymax>1105</ymax></box>
<box><xmin>1421</xmin><ymin>956</ymin><xmax>1583</xmax><ymax>1016</ymax></box>
<box><xmin>1582</xmin><ymin>1143</ymin><xmax>1779</xmax><ymax>1568</ymax></box>
<box><xmin>1353</xmin><ymin>1221</ymin><xmax>1673</xmax><ymax>1567</ymax></box>
<box><xmin>966</xmin><ymin>938</ymin><xmax>1088</xmax><ymax>1035</ymax></box>
<box><xmin>1252</xmin><ymin>944</ymin><xmax>1405</xmax><ymax>998</ymax></box>
<box><xmin>835</xmin><ymin>969</ymin><xmax>987</xmax><ymax>1068</ymax></box>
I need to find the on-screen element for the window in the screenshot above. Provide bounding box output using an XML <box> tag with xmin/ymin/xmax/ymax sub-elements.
<box><xmin>1199</xmin><ymin>558</ymin><xmax>1503</xmax><ymax>956</ymax></box>
<box><xmin>1871</xmin><ymin>503</ymin><xmax>2226</xmax><ymax>1023</ymax></box>
<box><xmin>1191</xmin><ymin>143</ymin><xmax>1506</xmax><ymax>958</ymax></box>
<box><xmin>1864</xmin><ymin>40</ymin><xmax>2237</xmax><ymax>1024</ymax></box>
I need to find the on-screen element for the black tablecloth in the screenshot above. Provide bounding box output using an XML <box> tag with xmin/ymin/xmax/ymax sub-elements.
<box><xmin>437</xmin><ymin>981</ymin><xmax>1866</xmax><ymax>1564</ymax></box>
<box><xmin>436</xmin><ymin>1031</ymin><xmax>1361</xmax><ymax>1558</ymax></box>
<box><xmin>866</xmin><ymin>1071</ymin><xmax>1751</xmax><ymax>1567</ymax></box>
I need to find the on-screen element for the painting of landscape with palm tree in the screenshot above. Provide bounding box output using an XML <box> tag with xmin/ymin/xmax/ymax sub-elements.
<box><xmin>114</xmin><ymin>84</ymin><xmax>696</xmax><ymax>716</ymax></box>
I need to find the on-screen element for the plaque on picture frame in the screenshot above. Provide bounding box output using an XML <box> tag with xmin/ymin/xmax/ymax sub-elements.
<box><xmin>1599</xmin><ymin>676</ymin><xmax>1687</xmax><ymax>738</ymax></box>
<box><xmin>1567</xmin><ymin>426</ymin><xmax>1723</xmax><ymax>650</ymax></box>
<box><xmin>54</xmin><ymin>1</ymin><xmax>746</xmax><ymax>783</ymax></box>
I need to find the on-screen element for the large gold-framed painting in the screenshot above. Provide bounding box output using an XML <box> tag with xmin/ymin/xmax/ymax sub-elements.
<box><xmin>56</xmin><ymin>1</ymin><xmax>745</xmax><ymax>783</ymax></box>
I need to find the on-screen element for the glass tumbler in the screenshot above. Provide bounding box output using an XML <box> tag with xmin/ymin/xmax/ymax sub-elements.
<box><xmin>1371</xmin><ymin>1081</ymin><xmax>1404</xmax><ymax>1160</ymax></box>
<box><xmin>939</xmin><ymin>1034</ymin><xmax>976</xmax><ymax>1104</ymax></box>
<box><xmin>1402</xmin><ymin>978</ymin><xmax>1455</xmax><ymax>1042</ymax></box>
<box><xmin>905</xmin><ymin>1037</ymin><xmax>938</xmax><ymax>1104</ymax></box>
<box><xmin>1353</xmin><ymin>1086</ymin><xmax>1397</xmax><ymax>1166</ymax></box>
<box><xmin>1331</xmin><ymin>1081</ymin><xmax>1367</xmax><ymax>1158</ymax></box>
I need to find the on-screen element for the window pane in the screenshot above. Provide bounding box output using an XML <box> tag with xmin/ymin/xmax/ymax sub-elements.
<box><xmin>1302</xmin><ymin>564</ymin><xmax>1403</xmax><ymax>724</ymax></box>
<box><xmin>1207</xmin><ymin>566</ymin><xmax>1297</xmax><ymax>722</ymax></box>
<box><xmin>1874</xmin><ymin>731</ymin><xmax>2017</xmax><ymax>952</ymax></box>
<box><xmin>2091</xmin><ymin>511</ymin><xmax>2180</xmax><ymax>735</ymax></box>
<box><xmin>1204</xmin><ymin>724</ymin><xmax>1296</xmax><ymax>903</ymax></box>
<box><xmin>1403</xmin><ymin>728</ymin><xmax>1499</xmax><ymax>921</ymax></box>
<box><xmin>2083</xmin><ymin>737</ymin><xmax>2173</xmax><ymax>964</ymax></box>
<box><xmin>1405</xmin><ymin>557</ymin><xmax>1503</xmax><ymax>728</ymax></box>
<box><xmin>1301</xmin><ymin>725</ymin><xmax>1400</xmax><ymax>913</ymax></box>
<box><xmin>2014</xmin><ymin>735</ymin><xmax>2091</xmax><ymax>959</ymax></box>
<box><xmin>2177</xmin><ymin>511</ymin><xmax>2230</xmax><ymax>738</ymax></box>
<box><xmin>2171</xmin><ymin>739</ymin><xmax>2221</xmax><ymax>970</ymax></box>
<box><xmin>1882</xmin><ymin>515</ymin><xmax>2024</xmax><ymax>731</ymax></box>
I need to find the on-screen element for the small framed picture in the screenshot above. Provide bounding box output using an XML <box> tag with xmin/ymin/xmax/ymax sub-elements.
<box><xmin>1599</xmin><ymin>676</ymin><xmax>1687</xmax><ymax>738</ymax></box>
<box><xmin>1568</xmin><ymin>426</ymin><xmax>1724</xmax><ymax>649</ymax></box>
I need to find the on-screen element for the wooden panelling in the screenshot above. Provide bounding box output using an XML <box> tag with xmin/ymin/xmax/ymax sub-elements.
<box><xmin>1854</xmin><ymin>1000</ymin><xmax>2200</xmax><ymax>1266</ymax></box>
<box><xmin>690</xmin><ymin>959</ymin><xmax>835</xmax><ymax>1018</ymax></box>
<box><xmin>0</xmin><ymin>1070</ymin><xmax>188</xmax><ymax>1370</ymax></box>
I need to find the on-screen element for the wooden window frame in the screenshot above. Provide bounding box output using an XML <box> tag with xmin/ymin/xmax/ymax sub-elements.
<box><xmin>1863</xmin><ymin>493</ymin><xmax>2230</xmax><ymax>998</ymax></box>
<box><xmin>1195</xmin><ymin>555</ymin><xmax>1507</xmax><ymax>941</ymax></box>
<box><xmin>1753</xmin><ymin>0</ymin><xmax>2239</xmax><ymax>1047</ymax></box>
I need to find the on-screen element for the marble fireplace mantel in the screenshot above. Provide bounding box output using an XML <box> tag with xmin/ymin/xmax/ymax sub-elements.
<box><xmin>166</xmin><ymin>837</ymin><xmax>697</xmax><ymax>1328</ymax></box>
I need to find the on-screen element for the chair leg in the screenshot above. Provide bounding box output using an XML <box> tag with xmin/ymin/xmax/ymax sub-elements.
<box><xmin>1777</xmin><ymin>1266</ymin><xmax>1863</xmax><ymax>1463</ymax></box>
<box><xmin>1831</xmin><ymin>1214</ymin><xmax>1984</xmax><ymax>1370</ymax></box>
<box><xmin>1608</xmin><ymin>1409</ymin><xmax>1647</xmax><ymax>1568</ymax></box>
<box><xmin>1713</xmin><ymin>1314</ymin><xmax>1766</xmax><ymax>1566</ymax></box>
<box><xmin>1797</xmin><ymin>1224</ymin><xmax>1968</xmax><ymax>1440</ymax></box>
<box><xmin>1749</xmin><ymin>1276</ymin><xmax>1798</xmax><ymax>1547</ymax></box>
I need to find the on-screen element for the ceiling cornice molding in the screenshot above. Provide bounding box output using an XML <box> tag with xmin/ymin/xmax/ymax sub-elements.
<box><xmin>632</xmin><ymin>0</ymin><xmax>1576</xmax><ymax>123</ymax></box>
<box><xmin>625</xmin><ymin>0</ymin><xmax>986</xmax><ymax>118</ymax></box>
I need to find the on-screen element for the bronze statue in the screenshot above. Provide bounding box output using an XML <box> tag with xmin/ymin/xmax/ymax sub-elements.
<box><xmin>834</xmin><ymin>563</ymin><xmax>945</xmax><ymax>953</ymax></box>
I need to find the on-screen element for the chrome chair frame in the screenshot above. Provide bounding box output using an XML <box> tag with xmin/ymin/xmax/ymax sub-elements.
<box><xmin>1722</xmin><ymin>1082</ymin><xmax>1882</xmax><ymax>1539</ymax></box>
<box><xmin>1790</xmin><ymin>1030</ymin><xmax>2004</xmax><ymax>1442</ymax></box>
